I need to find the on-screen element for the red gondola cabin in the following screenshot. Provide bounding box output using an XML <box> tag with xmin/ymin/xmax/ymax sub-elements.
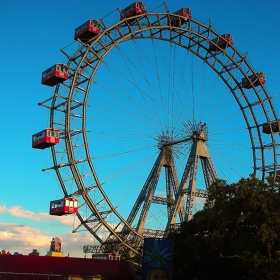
<box><xmin>32</xmin><ymin>128</ymin><xmax>60</xmax><ymax>149</ymax></box>
<box><xmin>169</xmin><ymin>8</ymin><xmax>192</xmax><ymax>26</ymax></box>
<box><xmin>41</xmin><ymin>64</ymin><xmax>68</xmax><ymax>87</ymax></box>
<box><xmin>209</xmin><ymin>34</ymin><xmax>233</xmax><ymax>52</ymax></box>
<box><xmin>120</xmin><ymin>2</ymin><xmax>146</xmax><ymax>20</ymax></box>
<box><xmin>241</xmin><ymin>72</ymin><xmax>266</xmax><ymax>89</ymax></box>
<box><xmin>74</xmin><ymin>19</ymin><xmax>100</xmax><ymax>42</ymax></box>
<box><xmin>49</xmin><ymin>197</ymin><xmax>78</xmax><ymax>216</ymax></box>
<box><xmin>262</xmin><ymin>120</ymin><xmax>280</xmax><ymax>134</ymax></box>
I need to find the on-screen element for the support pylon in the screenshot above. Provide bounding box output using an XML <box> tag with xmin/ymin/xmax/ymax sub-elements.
<box><xmin>166</xmin><ymin>123</ymin><xmax>218</xmax><ymax>234</ymax></box>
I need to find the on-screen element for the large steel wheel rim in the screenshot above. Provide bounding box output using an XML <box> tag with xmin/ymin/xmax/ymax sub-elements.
<box><xmin>41</xmin><ymin>8</ymin><xmax>279</xmax><ymax>263</ymax></box>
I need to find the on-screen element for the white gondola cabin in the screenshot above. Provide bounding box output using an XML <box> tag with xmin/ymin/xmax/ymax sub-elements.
<box><xmin>262</xmin><ymin>120</ymin><xmax>280</xmax><ymax>134</ymax></box>
<box><xmin>49</xmin><ymin>198</ymin><xmax>78</xmax><ymax>216</ymax></box>
<box><xmin>209</xmin><ymin>34</ymin><xmax>233</xmax><ymax>52</ymax></box>
<box><xmin>169</xmin><ymin>8</ymin><xmax>192</xmax><ymax>26</ymax></box>
<box><xmin>32</xmin><ymin>128</ymin><xmax>60</xmax><ymax>149</ymax></box>
<box><xmin>120</xmin><ymin>2</ymin><xmax>146</xmax><ymax>20</ymax></box>
<box><xmin>74</xmin><ymin>19</ymin><xmax>100</xmax><ymax>42</ymax></box>
<box><xmin>41</xmin><ymin>63</ymin><xmax>68</xmax><ymax>87</ymax></box>
<box><xmin>241</xmin><ymin>72</ymin><xmax>266</xmax><ymax>89</ymax></box>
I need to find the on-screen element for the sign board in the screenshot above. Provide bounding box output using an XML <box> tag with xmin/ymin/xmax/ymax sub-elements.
<box><xmin>142</xmin><ymin>238</ymin><xmax>173</xmax><ymax>280</ymax></box>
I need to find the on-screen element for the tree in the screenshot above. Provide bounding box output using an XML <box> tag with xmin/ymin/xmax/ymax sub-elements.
<box><xmin>168</xmin><ymin>176</ymin><xmax>280</xmax><ymax>279</ymax></box>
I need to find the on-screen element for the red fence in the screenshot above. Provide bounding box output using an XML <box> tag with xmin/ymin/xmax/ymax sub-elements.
<box><xmin>0</xmin><ymin>255</ymin><xmax>137</xmax><ymax>280</ymax></box>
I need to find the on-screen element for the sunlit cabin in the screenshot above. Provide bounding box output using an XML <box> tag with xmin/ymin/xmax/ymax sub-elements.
<box><xmin>32</xmin><ymin>128</ymin><xmax>60</xmax><ymax>149</ymax></box>
<box><xmin>241</xmin><ymin>72</ymin><xmax>266</xmax><ymax>89</ymax></box>
<box><xmin>92</xmin><ymin>253</ymin><xmax>121</xmax><ymax>260</ymax></box>
<box><xmin>120</xmin><ymin>2</ymin><xmax>146</xmax><ymax>20</ymax></box>
<box><xmin>262</xmin><ymin>120</ymin><xmax>280</xmax><ymax>134</ymax></box>
<box><xmin>74</xmin><ymin>19</ymin><xmax>100</xmax><ymax>42</ymax></box>
<box><xmin>169</xmin><ymin>8</ymin><xmax>192</xmax><ymax>26</ymax></box>
<box><xmin>49</xmin><ymin>198</ymin><xmax>78</xmax><ymax>216</ymax></box>
<box><xmin>209</xmin><ymin>34</ymin><xmax>233</xmax><ymax>52</ymax></box>
<box><xmin>41</xmin><ymin>64</ymin><xmax>68</xmax><ymax>87</ymax></box>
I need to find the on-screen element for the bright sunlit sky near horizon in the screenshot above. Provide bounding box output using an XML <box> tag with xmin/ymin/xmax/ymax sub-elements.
<box><xmin>1</xmin><ymin>0</ymin><xmax>280</xmax><ymax>257</ymax></box>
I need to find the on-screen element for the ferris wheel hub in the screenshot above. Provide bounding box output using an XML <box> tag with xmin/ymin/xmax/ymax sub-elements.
<box><xmin>192</xmin><ymin>122</ymin><xmax>208</xmax><ymax>141</ymax></box>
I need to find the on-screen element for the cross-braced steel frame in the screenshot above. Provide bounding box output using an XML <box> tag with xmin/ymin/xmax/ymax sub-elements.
<box><xmin>39</xmin><ymin>4</ymin><xmax>280</xmax><ymax>266</ymax></box>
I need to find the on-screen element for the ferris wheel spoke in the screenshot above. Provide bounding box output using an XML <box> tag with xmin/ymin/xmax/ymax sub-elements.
<box><xmin>36</xmin><ymin>4</ymin><xmax>280</xmax><ymax>265</ymax></box>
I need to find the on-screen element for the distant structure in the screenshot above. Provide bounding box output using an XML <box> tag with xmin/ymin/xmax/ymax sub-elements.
<box><xmin>47</xmin><ymin>237</ymin><xmax>63</xmax><ymax>257</ymax></box>
<box><xmin>29</xmin><ymin>249</ymin><xmax>39</xmax><ymax>256</ymax></box>
<box><xmin>1</xmin><ymin>250</ymin><xmax>12</xmax><ymax>255</ymax></box>
<box><xmin>50</xmin><ymin>237</ymin><xmax>62</xmax><ymax>252</ymax></box>
<box><xmin>1</xmin><ymin>250</ymin><xmax>22</xmax><ymax>255</ymax></box>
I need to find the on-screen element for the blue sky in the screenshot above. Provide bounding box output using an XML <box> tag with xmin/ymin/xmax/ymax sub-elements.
<box><xmin>1</xmin><ymin>0</ymin><xmax>280</xmax><ymax>257</ymax></box>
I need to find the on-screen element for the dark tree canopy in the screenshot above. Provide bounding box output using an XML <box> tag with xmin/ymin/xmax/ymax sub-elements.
<box><xmin>168</xmin><ymin>176</ymin><xmax>280</xmax><ymax>280</ymax></box>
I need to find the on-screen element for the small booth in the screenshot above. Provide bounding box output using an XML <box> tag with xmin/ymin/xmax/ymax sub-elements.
<box><xmin>92</xmin><ymin>253</ymin><xmax>121</xmax><ymax>260</ymax></box>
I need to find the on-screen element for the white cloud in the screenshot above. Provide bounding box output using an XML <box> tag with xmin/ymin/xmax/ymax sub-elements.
<box><xmin>3</xmin><ymin>205</ymin><xmax>49</xmax><ymax>221</ymax></box>
<box><xmin>0</xmin><ymin>205</ymin><xmax>99</xmax><ymax>258</ymax></box>
<box><xmin>0</xmin><ymin>204</ymin><xmax>74</xmax><ymax>226</ymax></box>
<box><xmin>0</xmin><ymin>221</ymin><xmax>97</xmax><ymax>258</ymax></box>
<box><xmin>0</xmin><ymin>223</ymin><xmax>50</xmax><ymax>255</ymax></box>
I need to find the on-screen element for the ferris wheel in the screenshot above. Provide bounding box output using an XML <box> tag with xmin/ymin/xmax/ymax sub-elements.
<box><xmin>35</xmin><ymin>2</ymin><xmax>280</xmax><ymax>265</ymax></box>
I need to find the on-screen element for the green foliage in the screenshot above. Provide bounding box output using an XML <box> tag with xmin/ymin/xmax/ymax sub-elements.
<box><xmin>168</xmin><ymin>176</ymin><xmax>280</xmax><ymax>279</ymax></box>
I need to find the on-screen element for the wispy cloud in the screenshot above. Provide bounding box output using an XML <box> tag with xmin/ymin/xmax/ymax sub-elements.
<box><xmin>0</xmin><ymin>205</ymin><xmax>98</xmax><ymax>257</ymax></box>
<box><xmin>0</xmin><ymin>223</ymin><xmax>51</xmax><ymax>254</ymax></box>
<box><xmin>0</xmin><ymin>221</ymin><xmax>96</xmax><ymax>257</ymax></box>
<box><xmin>0</xmin><ymin>204</ymin><xmax>73</xmax><ymax>226</ymax></box>
<box><xmin>0</xmin><ymin>205</ymin><xmax>49</xmax><ymax>221</ymax></box>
